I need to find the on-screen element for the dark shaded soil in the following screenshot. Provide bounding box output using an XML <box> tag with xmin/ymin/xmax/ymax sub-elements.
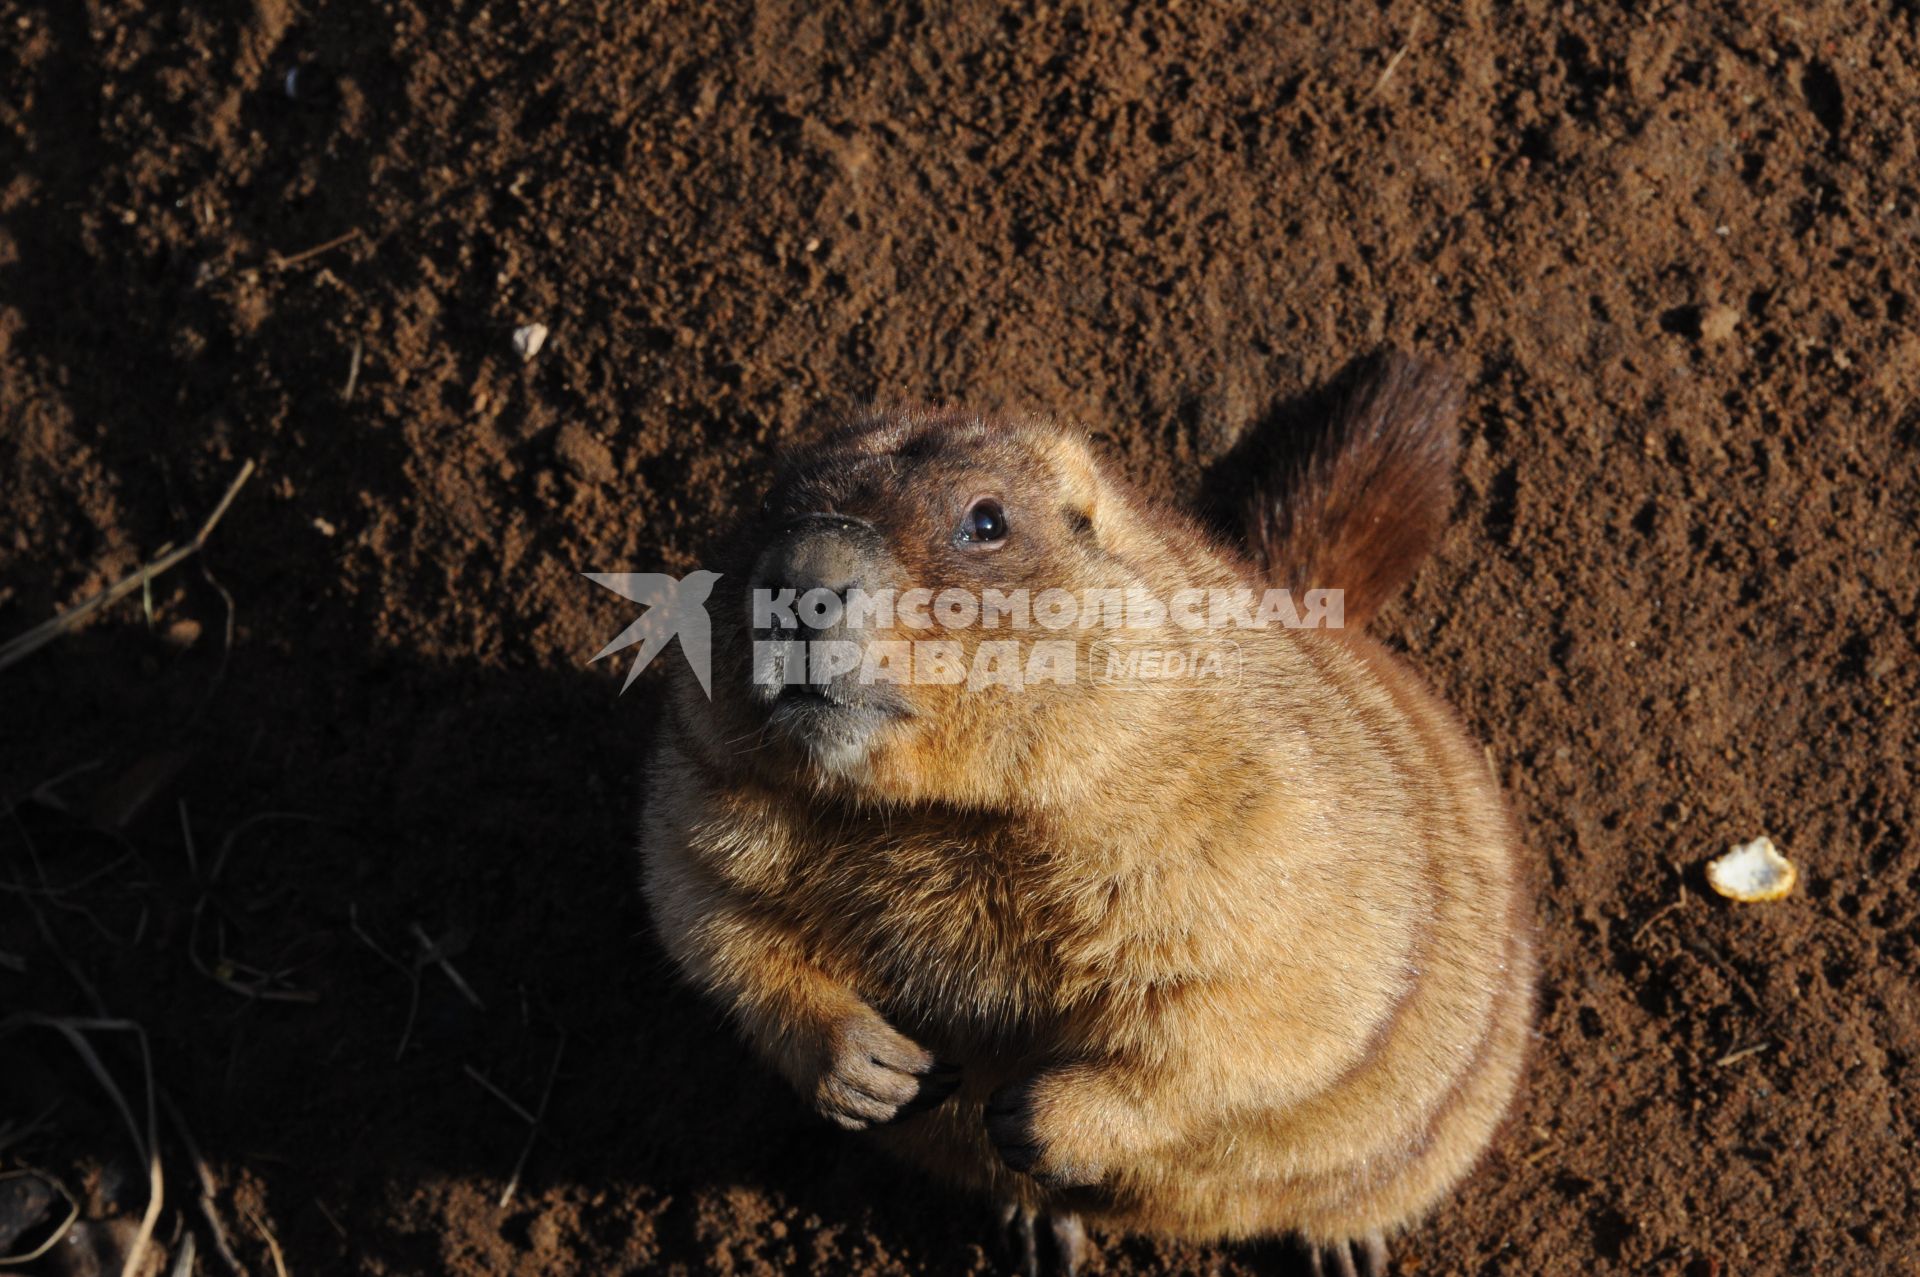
<box><xmin>3</xmin><ymin>1</ymin><xmax>1918</xmax><ymax>1273</ymax></box>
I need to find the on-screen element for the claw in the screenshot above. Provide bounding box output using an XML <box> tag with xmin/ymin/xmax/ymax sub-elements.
<box><xmin>998</xmin><ymin>1203</ymin><xmax>1084</xmax><ymax>1277</ymax></box>
<box><xmin>1305</xmin><ymin>1233</ymin><xmax>1389</xmax><ymax>1277</ymax></box>
<box><xmin>1001</xmin><ymin>1202</ymin><xmax>1040</xmax><ymax>1277</ymax></box>
<box><xmin>1360</xmin><ymin>1230</ymin><xmax>1387</xmax><ymax>1277</ymax></box>
<box><xmin>1050</xmin><ymin>1213</ymin><xmax>1086</xmax><ymax>1276</ymax></box>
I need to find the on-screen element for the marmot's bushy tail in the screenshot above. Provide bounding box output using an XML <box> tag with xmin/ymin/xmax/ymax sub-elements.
<box><xmin>1241</xmin><ymin>350</ymin><xmax>1462</xmax><ymax>630</ymax></box>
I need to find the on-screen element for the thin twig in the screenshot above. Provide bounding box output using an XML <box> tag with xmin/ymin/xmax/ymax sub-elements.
<box><xmin>241</xmin><ymin>1202</ymin><xmax>289</xmax><ymax>1277</ymax></box>
<box><xmin>6</xmin><ymin>815</ymin><xmax>109</xmax><ymax>1012</ymax></box>
<box><xmin>2</xmin><ymin>840</ymin><xmax>167</xmax><ymax>1277</ymax></box>
<box><xmin>183</xmin><ymin>807</ymin><xmax>321</xmax><ymax>1003</ymax></box>
<box><xmin>1685</xmin><ymin>935</ymin><xmax>1769</xmax><ymax>1019</ymax></box>
<box><xmin>343</xmin><ymin>334</ymin><xmax>364</xmax><ymax>401</ymax></box>
<box><xmin>1630</xmin><ymin>892</ymin><xmax>1689</xmax><ymax>946</ymax></box>
<box><xmin>313</xmin><ymin>1198</ymin><xmax>347</xmax><ymax>1240</ymax></box>
<box><xmin>27</xmin><ymin>758</ymin><xmax>106</xmax><ymax>811</ymax></box>
<box><xmin>158</xmin><ymin>1092</ymin><xmax>247</xmax><ymax>1277</ymax></box>
<box><xmin>195</xmin><ymin>558</ymin><xmax>238</xmax><ymax>713</ymax></box>
<box><xmin>0</xmin><ymin>1103</ymin><xmax>60</xmax><ymax>1153</ymax></box>
<box><xmin>411</xmin><ymin>922</ymin><xmax>485</xmax><ymax>1010</ymax></box>
<box><xmin>0</xmin><ymin>1167</ymin><xmax>77</xmax><ymax>1259</ymax></box>
<box><xmin>166</xmin><ymin>1231</ymin><xmax>196</xmax><ymax>1277</ymax></box>
<box><xmin>1371</xmin><ymin>10</ymin><xmax>1423</xmax><ymax>96</ymax></box>
<box><xmin>500</xmin><ymin>1035</ymin><xmax>566</xmax><ymax>1206</ymax></box>
<box><xmin>271</xmin><ymin>227</ymin><xmax>362</xmax><ymax>270</ymax></box>
<box><xmin>180</xmin><ymin>799</ymin><xmax>200</xmax><ymax>877</ymax></box>
<box><xmin>141</xmin><ymin>562</ymin><xmax>159</xmax><ymax>629</ymax></box>
<box><xmin>1714</xmin><ymin>1042</ymin><xmax>1772</xmax><ymax>1068</ymax></box>
<box><xmin>463</xmin><ymin>1065</ymin><xmax>538</xmax><ymax>1125</ymax></box>
<box><xmin>187</xmin><ymin>895</ymin><xmax>321</xmax><ymax>1003</ymax></box>
<box><xmin>0</xmin><ymin>1016</ymin><xmax>163</xmax><ymax>1277</ymax></box>
<box><xmin>0</xmin><ymin>461</ymin><xmax>256</xmax><ymax>674</ymax></box>
<box><xmin>0</xmin><ymin>1168</ymin><xmax>80</xmax><ymax>1265</ymax></box>
<box><xmin>461</xmin><ymin>1036</ymin><xmax>568</xmax><ymax>1206</ymax></box>
<box><xmin>0</xmin><ymin>851</ymin><xmax>137</xmax><ymax>899</ymax></box>
<box><xmin>349</xmin><ymin>905</ymin><xmax>424</xmax><ymax>1060</ymax></box>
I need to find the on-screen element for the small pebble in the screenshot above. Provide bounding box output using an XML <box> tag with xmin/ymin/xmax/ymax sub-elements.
<box><xmin>1701</xmin><ymin>306</ymin><xmax>1740</xmax><ymax>343</ymax></box>
<box><xmin>513</xmin><ymin>323</ymin><xmax>549</xmax><ymax>362</ymax></box>
<box><xmin>281</xmin><ymin>63</ymin><xmax>336</xmax><ymax>106</ymax></box>
<box><xmin>554</xmin><ymin>423</ymin><xmax>615</xmax><ymax>483</ymax></box>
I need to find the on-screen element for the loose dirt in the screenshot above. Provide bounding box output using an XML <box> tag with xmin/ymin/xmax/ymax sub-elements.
<box><xmin>2</xmin><ymin>2</ymin><xmax>1916</xmax><ymax>1273</ymax></box>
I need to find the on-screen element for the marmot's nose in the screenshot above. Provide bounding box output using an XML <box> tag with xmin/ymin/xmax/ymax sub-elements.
<box><xmin>754</xmin><ymin>512</ymin><xmax>887</xmax><ymax>602</ymax></box>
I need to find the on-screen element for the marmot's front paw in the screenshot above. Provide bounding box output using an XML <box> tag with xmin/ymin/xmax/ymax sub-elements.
<box><xmin>984</xmin><ymin>1072</ymin><xmax>1106</xmax><ymax>1188</ymax></box>
<box><xmin>808</xmin><ymin>1008</ymin><xmax>959</xmax><ymax>1130</ymax></box>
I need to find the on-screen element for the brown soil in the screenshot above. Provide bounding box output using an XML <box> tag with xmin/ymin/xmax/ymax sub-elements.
<box><xmin>3</xmin><ymin>1</ymin><xmax>1917</xmax><ymax>1274</ymax></box>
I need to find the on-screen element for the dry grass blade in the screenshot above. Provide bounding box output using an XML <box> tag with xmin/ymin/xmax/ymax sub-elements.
<box><xmin>179</xmin><ymin>799</ymin><xmax>200</xmax><ymax>877</ymax></box>
<box><xmin>242</xmin><ymin>1202</ymin><xmax>289</xmax><ymax>1277</ymax></box>
<box><xmin>27</xmin><ymin>759</ymin><xmax>104</xmax><ymax>811</ymax></box>
<box><xmin>313</xmin><ymin>1198</ymin><xmax>346</xmax><ymax>1240</ymax></box>
<box><xmin>410</xmin><ymin>922</ymin><xmax>486</xmax><ymax>1010</ymax></box>
<box><xmin>4</xmin><ymin>814</ymin><xmax>109</xmax><ymax>1015</ymax></box>
<box><xmin>0</xmin><ymin>461</ymin><xmax>255</xmax><ymax>675</ymax></box>
<box><xmin>460</xmin><ymin>1035</ymin><xmax>568</xmax><ymax>1207</ymax></box>
<box><xmin>462</xmin><ymin>1065</ymin><xmax>538</xmax><ymax>1124</ymax></box>
<box><xmin>1371</xmin><ymin>10</ymin><xmax>1423</xmax><ymax>96</ymax></box>
<box><xmin>349</xmin><ymin>904</ymin><xmax>424</xmax><ymax>1060</ymax></box>
<box><xmin>0</xmin><ymin>1104</ymin><xmax>58</xmax><ymax>1155</ymax></box>
<box><xmin>271</xmin><ymin>227</ymin><xmax>361</xmax><ymax>270</ymax></box>
<box><xmin>500</xmin><ymin>1035</ymin><xmax>566</xmax><ymax>1207</ymax></box>
<box><xmin>0</xmin><ymin>1168</ymin><xmax>80</xmax><ymax>1266</ymax></box>
<box><xmin>182</xmin><ymin>807</ymin><xmax>326</xmax><ymax>1003</ymax></box>
<box><xmin>158</xmin><ymin>1091</ymin><xmax>246</xmax><ymax>1277</ymax></box>
<box><xmin>1630</xmin><ymin>892</ymin><xmax>1690</xmax><ymax>946</ymax></box>
<box><xmin>166</xmin><ymin>1231</ymin><xmax>196</xmax><ymax>1277</ymax></box>
<box><xmin>1714</xmin><ymin>1042</ymin><xmax>1772</xmax><ymax>1067</ymax></box>
<box><xmin>187</xmin><ymin>895</ymin><xmax>322</xmax><ymax>1003</ymax></box>
<box><xmin>0</xmin><ymin>852</ymin><xmax>138</xmax><ymax>900</ymax></box>
<box><xmin>0</xmin><ymin>1016</ymin><xmax>162</xmax><ymax>1277</ymax></box>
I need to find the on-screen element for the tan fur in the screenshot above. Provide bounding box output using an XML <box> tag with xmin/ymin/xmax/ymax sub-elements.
<box><xmin>640</xmin><ymin>358</ymin><xmax>1533</xmax><ymax>1252</ymax></box>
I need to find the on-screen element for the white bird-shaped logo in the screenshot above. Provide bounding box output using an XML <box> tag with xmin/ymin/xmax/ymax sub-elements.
<box><xmin>583</xmin><ymin>571</ymin><xmax>722</xmax><ymax>696</ymax></box>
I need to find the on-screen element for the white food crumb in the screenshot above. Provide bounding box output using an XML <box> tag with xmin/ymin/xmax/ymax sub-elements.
<box><xmin>1706</xmin><ymin>835</ymin><xmax>1796</xmax><ymax>903</ymax></box>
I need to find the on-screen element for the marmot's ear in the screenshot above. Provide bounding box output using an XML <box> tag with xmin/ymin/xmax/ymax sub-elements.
<box><xmin>1034</xmin><ymin>431</ymin><xmax>1106</xmax><ymax>534</ymax></box>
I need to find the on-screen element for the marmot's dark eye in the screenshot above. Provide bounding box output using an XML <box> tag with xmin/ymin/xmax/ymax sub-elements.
<box><xmin>956</xmin><ymin>496</ymin><xmax>1009</xmax><ymax>547</ymax></box>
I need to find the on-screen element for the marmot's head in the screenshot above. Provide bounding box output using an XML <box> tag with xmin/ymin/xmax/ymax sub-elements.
<box><xmin>674</xmin><ymin>408</ymin><xmax>1240</xmax><ymax>809</ymax></box>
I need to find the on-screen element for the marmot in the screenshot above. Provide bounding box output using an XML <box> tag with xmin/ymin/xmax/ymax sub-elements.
<box><xmin>640</xmin><ymin>352</ymin><xmax>1534</xmax><ymax>1277</ymax></box>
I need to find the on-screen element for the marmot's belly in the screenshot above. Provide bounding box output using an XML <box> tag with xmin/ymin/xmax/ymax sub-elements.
<box><xmin>1109</xmin><ymin>927</ymin><xmax>1535</xmax><ymax>1242</ymax></box>
<box><xmin>796</xmin><ymin>858</ymin><xmax>1085</xmax><ymax>1052</ymax></box>
<box><xmin>860</xmin><ymin>869</ymin><xmax>1532</xmax><ymax>1242</ymax></box>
